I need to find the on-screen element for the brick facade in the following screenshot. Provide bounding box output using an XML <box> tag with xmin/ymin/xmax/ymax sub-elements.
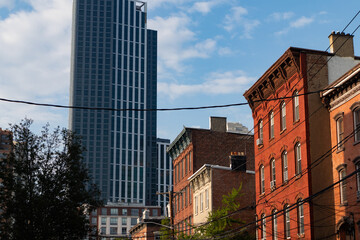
<box><xmin>168</xmin><ymin>120</ymin><xmax>254</xmax><ymax>235</ymax></box>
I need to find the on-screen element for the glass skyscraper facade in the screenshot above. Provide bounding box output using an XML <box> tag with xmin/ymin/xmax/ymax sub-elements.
<box><xmin>69</xmin><ymin>0</ymin><xmax>157</xmax><ymax>205</ymax></box>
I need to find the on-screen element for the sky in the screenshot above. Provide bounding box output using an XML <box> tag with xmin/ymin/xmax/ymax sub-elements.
<box><xmin>0</xmin><ymin>0</ymin><xmax>359</xmax><ymax>142</ymax></box>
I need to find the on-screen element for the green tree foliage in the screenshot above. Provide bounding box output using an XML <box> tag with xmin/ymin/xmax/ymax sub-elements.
<box><xmin>0</xmin><ymin>119</ymin><xmax>102</xmax><ymax>240</ymax></box>
<box><xmin>180</xmin><ymin>184</ymin><xmax>254</xmax><ymax>240</ymax></box>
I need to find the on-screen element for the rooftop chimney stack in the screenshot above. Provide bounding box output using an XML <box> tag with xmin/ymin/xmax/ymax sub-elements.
<box><xmin>328</xmin><ymin>31</ymin><xmax>355</xmax><ymax>57</ymax></box>
<box><xmin>209</xmin><ymin>116</ymin><xmax>227</xmax><ymax>132</ymax></box>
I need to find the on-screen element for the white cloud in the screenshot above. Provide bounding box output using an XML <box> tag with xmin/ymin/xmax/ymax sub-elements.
<box><xmin>188</xmin><ymin>1</ymin><xmax>221</xmax><ymax>14</ymax></box>
<box><xmin>148</xmin><ymin>14</ymin><xmax>217</xmax><ymax>75</ymax></box>
<box><xmin>223</xmin><ymin>6</ymin><xmax>260</xmax><ymax>39</ymax></box>
<box><xmin>0</xmin><ymin>0</ymin><xmax>72</xmax><ymax>127</ymax></box>
<box><xmin>275</xmin><ymin>16</ymin><xmax>314</xmax><ymax>35</ymax></box>
<box><xmin>158</xmin><ymin>70</ymin><xmax>256</xmax><ymax>99</ymax></box>
<box><xmin>269</xmin><ymin>12</ymin><xmax>294</xmax><ymax>21</ymax></box>
<box><xmin>290</xmin><ymin>16</ymin><xmax>314</xmax><ymax>28</ymax></box>
<box><xmin>218</xmin><ymin>47</ymin><xmax>232</xmax><ymax>56</ymax></box>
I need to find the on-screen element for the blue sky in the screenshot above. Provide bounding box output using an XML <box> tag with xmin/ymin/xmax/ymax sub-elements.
<box><xmin>0</xmin><ymin>0</ymin><xmax>359</xmax><ymax>141</ymax></box>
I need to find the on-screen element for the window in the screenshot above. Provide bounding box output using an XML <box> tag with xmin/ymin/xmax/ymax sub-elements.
<box><xmin>336</xmin><ymin>117</ymin><xmax>344</xmax><ymax>150</ymax></box>
<box><xmin>205</xmin><ymin>189</ymin><xmax>209</xmax><ymax>209</ymax></box>
<box><xmin>270</xmin><ymin>159</ymin><xmax>276</xmax><ymax>189</ymax></box>
<box><xmin>101</xmin><ymin>227</ymin><xmax>106</xmax><ymax>234</ymax></box>
<box><xmin>282</xmin><ymin>151</ymin><xmax>288</xmax><ymax>182</ymax></box>
<box><xmin>269</xmin><ymin>111</ymin><xmax>274</xmax><ymax>139</ymax></box>
<box><xmin>122</xmin><ymin>218</ymin><xmax>127</xmax><ymax>225</ymax></box>
<box><xmin>354</xmin><ymin>107</ymin><xmax>360</xmax><ymax>142</ymax></box>
<box><xmin>284</xmin><ymin>204</ymin><xmax>290</xmax><ymax>239</ymax></box>
<box><xmin>131</xmin><ymin>209</ymin><xmax>139</xmax><ymax>216</ymax></box>
<box><xmin>339</xmin><ymin>169</ymin><xmax>347</xmax><ymax>204</ymax></box>
<box><xmin>297</xmin><ymin>199</ymin><xmax>304</xmax><ymax>235</ymax></box>
<box><xmin>293</xmin><ymin>91</ymin><xmax>299</xmax><ymax>122</ymax></box>
<box><xmin>200</xmin><ymin>192</ymin><xmax>204</xmax><ymax>212</ymax></box>
<box><xmin>92</xmin><ymin>217</ymin><xmax>97</xmax><ymax>225</ymax></box>
<box><xmin>295</xmin><ymin>142</ymin><xmax>301</xmax><ymax>175</ymax></box>
<box><xmin>110</xmin><ymin>227</ymin><xmax>117</xmax><ymax>235</ymax></box>
<box><xmin>258</xmin><ymin>120</ymin><xmax>263</xmax><ymax>141</ymax></box>
<box><xmin>195</xmin><ymin>196</ymin><xmax>198</xmax><ymax>215</ymax></box>
<box><xmin>272</xmin><ymin>210</ymin><xmax>277</xmax><ymax>240</ymax></box>
<box><xmin>260</xmin><ymin>165</ymin><xmax>265</xmax><ymax>194</ymax></box>
<box><xmin>110</xmin><ymin>208</ymin><xmax>118</xmax><ymax>215</ymax></box>
<box><xmin>131</xmin><ymin>218</ymin><xmax>137</xmax><ymax>225</ymax></box>
<box><xmin>110</xmin><ymin>217</ymin><xmax>118</xmax><ymax>225</ymax></box>
<box><xmin>101</xmin><ymin>208</ymin><xmax>107</xmax><ymax>215</ymax></box>
<box><xmin>255</xmin><ymin>215</ymin><xmax>258</xmax><ymax>240</ymax></box>
<box><xmin>122</xmin><ymin>208</ymin><xmax>127</xmax><ymax>215</ymax></box>
<box><xmin>280</xmin><ymin>101</ymin><xmax>286</xmax><ymax>131</ymax></box>
<box><xmin>122</xmin><ymin>227</ymin><xmax>127</xmax><ymax>235</ymax></box>
<box><xmin>356</xmin><ymin>162</ymin><xmax>360</xmax><ymax>198</ymax></box>
<box><xmin>101</xmin><ymin>217</ymin><xmax>107</xmax><ymax>225</ymax></box>
<box><xmin>261</xmin><ymin>214</ymin><xmax>266</xmax><ymax>240</ymax></box>
<box><xmin>152</xmin><ymin>209</ymin><xmax>158</xmax><ymax>216</ymax></box>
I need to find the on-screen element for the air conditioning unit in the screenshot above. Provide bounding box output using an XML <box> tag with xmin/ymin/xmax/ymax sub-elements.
<box><xmin>256</xmin><ymin>138</ymin><xmax>263</xmax><ymax>146</ymax></box>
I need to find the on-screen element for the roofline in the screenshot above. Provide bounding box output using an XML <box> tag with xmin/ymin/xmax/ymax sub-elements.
<box><xmin>322</xmin><ymin>63</ymin><xmax>360</xmax><ymax>96</ymax></box>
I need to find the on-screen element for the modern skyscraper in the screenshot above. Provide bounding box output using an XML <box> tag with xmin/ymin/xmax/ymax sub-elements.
<box><xmin>69</xmin><ymin>0</ymin><xmax>157</xmax><ymax>205</ymax></box>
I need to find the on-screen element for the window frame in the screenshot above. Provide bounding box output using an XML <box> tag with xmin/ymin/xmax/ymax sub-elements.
<box><xmin>272</xmin><ymin>210</ymin><xmax>278</xmax><ymax>240</ymax></box>
<box><xmin>284</xmin><ymin>204</ymin><xmax>290</xmax><ymax>239</ymax></box>
<box><xmin>261</xmin><ymin>213</ymin><xmax>266</xmax><ymax>240</ymax></box>
<box><xmin>293</xmin><ymin>91</ymin><xmax>300</xmax><ymax>122</ymax></box>
<box><xmin>280</xmin><ymin>101</ymin><xmax>286</xmax><ymax>131</ymax></box>
<box><xmin>297</xmin><ymin>199</ymin><xmax>305</xmax><ymax>235</ymax></box>
<box><xmin>259</xmin><ymin>119</ymin><xmax>263</xmax><ymax>141</ymax></box>
<box><xmin>260</xmin><ymin>165</ymin><xmax>265</xmax><ymax>194</ymax></box>
<box><xmin>339</xmin><ymin>168</ymin><xmax>347</xmax><ymax>205</ymax></box>
<box><xmin>295</xmin><ymin>142</ymin><xmax>302</xmax><ymax>175</ymax></box>
<box><xmin>282</xmin><ymin>151</ymin><xmax>288</xmax><ymax>182</ymax></box>
<box><xmin>336</xmin><ymin>116</ymin><xmax>344</xmax><ymax>150</ymax></box>
<box><xmin>270</xmin><ymin>159</ymin><xmax>276</xmax><ymax>189</ymax></box>
<box><xmin>269</xmin><ymin>111</ymin><xmax>275</xmax><ymax>139</ymax></box>
<box><xmin>354</xmin><ymin>107</ymin><xmax>360</xmax><ymax>142</ymax></box>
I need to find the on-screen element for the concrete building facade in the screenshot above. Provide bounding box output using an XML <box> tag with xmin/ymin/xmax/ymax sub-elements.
<box><xmin>167</xmin><ymin>117</ymin><xmax>254</xmax><ymax>235</ymax></box>
<box><xmin>244</xmin><ymin>32</ymin><xmax>360</xmax><ymax>239</ymax></box>
<box><xmin>322</xmin><ymin>63</ymin><xmax>360</xmax><ymax>240</ymax></box>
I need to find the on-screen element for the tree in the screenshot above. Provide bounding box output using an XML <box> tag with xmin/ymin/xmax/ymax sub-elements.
<box><xmin>180</xmin><ymin>184</ymin><xmax>254</xmax><ymax>240</ymax></box>
<box><xmin>0</xmin><ymin>119</ymin><xmax>102</xmax><ymax>240</ymax></box>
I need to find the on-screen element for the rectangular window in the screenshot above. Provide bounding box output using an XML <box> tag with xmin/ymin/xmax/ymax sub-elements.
<box><xmin>205</xmin><ymin>189</ymin><xmax>209</xmax><ymax>209</ymax></box>
<box><xmin>131</xmin><ymin>209</ymin><xmax>139</xmax><ymax>216</ymax></box>
<box><xmin>339</xmin><ymin>169</ymin><xmax>347</xmax><ymax>204</ymax></box>
<box><xmin>101</xmin><ymin>227</ymin><xmax>106</xmax><ymax>234</ymax></box>
<box><xmin>122</xmin><ymin>218</ymin><xmax>127</xmax><ymax>225</ymax></box>
<box><xmin>354</xmin><ymin>108</ymin><xmax>360</xmax><ymax>142</ymax></box>
<box><xmin>92</xmin><ymin>217</ymin><xmax>97</xmax><ymax>225</ymax></box>
<box><xmin>101</xmin><ymin>208</ymin><xmax>107</xmax><ymax>215</ymax></box>
<box><xmin>284</xmin><ymin>205</ymin><xmax>290</xmax><ymax>239</ymax></box>
<box><xmin>298</xmin><ymin>201</ymin><xmax>304</xmax><ymax>235</ymax></box>
<box><xmin>271</xmin><ymin>159</ymin><xmax>276</xmax><ymax>189</ymax></box>
<box><xmin>261</xmin><ymin>214</ymin><xmax>266</xmax><ymax>240</ymax></box>
<box><xmin>281</xmin><ymin>102</ymin><xmax>286</xmax><ymax>131</ymax></box>
<box><xmin>259</xmin><ymin>120</ymin><xmax>263</xmax><ymax>141</ymax></box>
<box><xmin>131</xmin><ymin>218</ymin><xmax>137</xmax><ymax>225</ymax></box>
<box><xmin>110</xmin><ymin>208</ymin><xmax>118</xmax><ymax>215</ymax></box>
<box><xmin>101</xmin><ymin>217</ymin><xmax>107</xmax><ymax>225</ymax></box>
<box><xmin>122</xmin><ymin>209</ymin><xmax>127</xmax><ymax>216</ymax></box>
<box><xmin>110</xmin><ymin>217</ymin><xmax>118</xmax><ymax>225</ymax></box>
<box><xmin>293</xmin><ymin>91</ymin><xmax>300</xmax><ymax>122</ymax></box>
<box><xmin>269</xmin><ymin>111</ymin><xmax>274</xmax><ymax>139</ymax></box>
<box><xmin>272</xmin><ymin>211</ymin><xmax>277</xmax><ymax>240</ymax></box>
<box><xmin>200</xmin><ymin>192</ymin><xmax>204</xmax><ymax>212</ymax></box>
<box><xmin>295</xmin><ymin>143</ymin><xmax>301</xmax><ymax>174</ymax></box>
<box><xmin>282</xmin><ymin>151</ymin><xmax>288</xmax><ymax>182</ymax></box>
<box><xmin>189</xmin><ymin>151</ymin><xmax>192</xmax><ymax>172</ymax></box>
<box><xmin>110</xmin><ymin>227</ymin><xmax>117</xmax><ymax>235</ymax></box>
<box><xmin>336</xmin><ymin>117</ymin><xmax>344</xmax><ymax>149</ymax></box>
<box><xmin>260</xmin><ymin>165</ymin><xmax>265</xmax><ymax>194</ymax></box>
<box><xmin>122</xmin><ymin>227</ymin><xmax>127</xmax><ymax>235</ymax></box>
<box><xmin>195</xmin><ymin>196</ymin><xmax>198</xmax><ymax>215</ymax></box>
<box><xmin>356</xmin><ymin>163</ymin><xmax>360</xmax><ymax>196</ymax></box>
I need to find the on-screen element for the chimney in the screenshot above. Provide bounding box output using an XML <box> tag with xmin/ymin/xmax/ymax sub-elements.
<box><xmin>328</xmin><ymin>31</ymin><xmax>354</xmax><ymax>57</ymax></box>
<box><xmin>209</xmin><ymin>116</ymin><xmax>227</xmax><ymax>132</ymax></box>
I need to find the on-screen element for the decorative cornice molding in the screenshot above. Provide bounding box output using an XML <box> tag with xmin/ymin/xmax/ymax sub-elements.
<box><xmin>329</xmin><ymin>83</ymin><xmax>360</xmax><ymax>111</ymax></box>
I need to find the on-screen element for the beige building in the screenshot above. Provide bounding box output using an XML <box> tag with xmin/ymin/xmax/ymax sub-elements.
<box><xmin>188</xmin><ymin>158</ymin><xmax>255</xmax><ymax>227</ymax></box>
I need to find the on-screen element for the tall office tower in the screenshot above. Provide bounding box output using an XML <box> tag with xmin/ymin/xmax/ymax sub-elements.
<box><xmin>69</xmin><ymin>0</ymin><xmax>157</xmax><ymax>205</ymax></box>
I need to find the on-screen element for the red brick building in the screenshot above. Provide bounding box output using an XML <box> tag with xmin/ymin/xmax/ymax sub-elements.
<box><xmin>167</xmin><ymin>117</ymin><xmax>254</xmax><ymax>235</ymax></box>
<box><xmin>321</xmin><ymin>63</ymin><xmax>360</xmax><ymax>240</ymax></box>
<box><xmin>130</xmin><ymin>217</ymin><xmax>165</xmax><ymax>240</ymax></box>
<box><xmin>244</xmin><ymin>32</ymin><xmax>360</xmax><ymax>239</ymax></box>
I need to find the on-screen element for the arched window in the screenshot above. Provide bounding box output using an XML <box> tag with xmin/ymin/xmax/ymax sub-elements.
<box><xmin>258</xmin><ymin>119</ymin><xmax>263</xmax><ymax>141</ymax></box>
<box><xmin>280</xmin><ymin>101</ymin><xmax>286</xmax><ymax>131</ymax></box>
<box><xmin>270</xmin><ymin>159</ymin><xmax>276</xmax><ymax>189</ymax></box>
<box><xmin>260</xmin><ymin>165</ymin><xmax>265</xmax><ymax>194</ymax></box>
<box><xmin>297</xmin><ymin>199</ymin><xmax>304</xmax><ymax>235</ymax></box>
<box><xmin>269</xmin><ymin>111</ymin><xmax>274</xmax><ymax>139</ymax></box>
<box><xmin>295</xmin><ymin>142</ymin><xmax>301</xmax><ymax>175</ymax></box>
<box><xmin>354</xmin><ymin>107</ymin><xmax>360</xmax><ymax>142</ymax></box>
<box><xmin>282</xmin><ymin>151</ymin><xmax>288</xmax><ymax>182</ymax></box>
<box><xmin>293</xmin><ymin>91</ymin><xmax>299</xmax><ymax>122</ymax></box>
<box><xmin>261</xmin><ymin>213</ymin><xmax>266</xmax><ymax>240</ymax></box>
<box><xmin>284</xmin><ymin>204</ymin><xmax>290</xmax><ymax>238</ymax></box>
<box><xmin>336</xmin><ymin>116</ymin><xmax>344</xmax><ymax>150</ymax></box>
<box><xmin>272</xmin><ymin>209</ymin><xmax>278</xmax><ymax>240</ymax></box>
<box><xmin>339</xmin><ymin>168</ymin><xmax>347</xmax><ymax>204</ymax></box>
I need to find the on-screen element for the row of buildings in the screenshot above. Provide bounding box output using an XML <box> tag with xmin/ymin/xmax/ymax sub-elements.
<box><xmin>131</xmin><ymin>32</ymin><xmax>360</xmax><ymax>240</ymax></box>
